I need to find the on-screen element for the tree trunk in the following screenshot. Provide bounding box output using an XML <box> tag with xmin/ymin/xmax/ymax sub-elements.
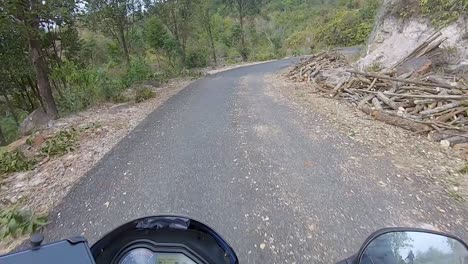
<box><xmin>206</xmin><ymin>16</ymin><xmax>217</xmax><ymax>65</ymax></box>
<box><xmin>28</xmin><ymin>0</ymin><xmax>58</xmax><ymax>119</ymax></box>
<box><xmin>119</xmin><ymin>23</ymin><xmax>131</xmax><ymax>67</ymax></box>
<box><xmin>27</xmin><ymin>76</ymin><xmax>44</xmax><ymax>109</ymax></box>
<box><xmin>239</xmin><ymin>12</ymin><xmax>247</xmax><ymax>61</ymax></box>
<box><xmin>0</xmin><ymin>125</ymin><xmax>6</xmax><ymax>146</ymax></box>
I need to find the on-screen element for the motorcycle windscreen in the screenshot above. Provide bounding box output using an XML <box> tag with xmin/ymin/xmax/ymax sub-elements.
<box><xmin>90</xmin><ymin>216</ymin><xmax>238</xmax><ymax>264</ymax></box>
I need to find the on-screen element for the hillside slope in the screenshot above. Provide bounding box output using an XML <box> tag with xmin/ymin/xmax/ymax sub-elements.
<box><xmin>359</xmin><ymin>0</ymin><xmax>468</xmax><ymax>72</ymax></box>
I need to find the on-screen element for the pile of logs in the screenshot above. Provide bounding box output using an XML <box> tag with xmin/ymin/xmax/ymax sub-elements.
<box><xmin>287</xmin><ymin>52</ymin><xmax>349</xmax><ymax>83</ymax></box>
<box><xmin>287</xmin><ymin>51</ymin><xmax>468</xmax><ymax>153</ymax></box>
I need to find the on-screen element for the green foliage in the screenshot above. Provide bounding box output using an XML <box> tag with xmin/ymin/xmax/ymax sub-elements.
<box><xmin>186</xmin><ymin>50</ymin><xmax>209</xmax><ymax>68</ymax></box>
<box><xmin>0</xmin><ymin>205</ymin><xmax>47</xmax><ymax>239</ymax></box>
<box><xmin>313</xmin><ymin>9</ymin><xmax>375</xmax><ymax>47</ymax></box>
<box><xmin>0</xmin><ymin>151</ymin><xmax>35</xmax><ymax>176</ymax></box>
<box><xmin>135</xmin><ymin>87</ymin><xmax>156</xmax><ymax>103</ymax></box>
<box><xmin>41</xmin><ymin>128</ymin><xmax>78</xmax><ymax>157</ymax></box>
<box><xmin>145</xmin><ymin>17</ymin><xmax>180</xmax><ymax>63</ymax></box>
<box><xmin>0</xmin><ymin>116</ymin><xmax>20</xmax><ymax>144</ymax></box>
<box><xmin>419</xmin><ymin>0</ymin><xmax>467</xmax><ymax>27</ymax></box>
<box><xmin>121</xmin><ymin>58</ymin><xmax>153</xmax><ymax>89</ymax></box>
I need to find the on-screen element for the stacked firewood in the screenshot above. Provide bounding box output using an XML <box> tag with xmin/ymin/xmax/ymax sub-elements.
<box><xmin>287</xmin><ymin>52</ymin><xmax>349</xmax><ymax>83</ymax></box>
<box><xmin>287</xmin><ymin>51</ymin><xmax>468</xmax><ymax>152</ymax></box>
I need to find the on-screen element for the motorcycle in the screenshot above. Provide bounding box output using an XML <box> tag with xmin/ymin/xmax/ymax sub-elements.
<box><xmin>0</xmin><ymin>215</ymin><xmax>467</xmax><ymax>264</ymax></box>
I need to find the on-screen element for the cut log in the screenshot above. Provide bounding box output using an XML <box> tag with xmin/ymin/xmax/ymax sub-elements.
<box><xmin>357</xmin><ymin>94</ymin><xmax>375</xmax><ymax>108</ymax></box>
<box><xmin>368</xmin><ymin>78</ymin><xmax>378</xmax><ymax>90</ymax></box>
<box><xmin>360</xmin><ymin>105</ymin><xmax>431</xmax><ymax>132</ymax></box>
<box><xmin>380</xmin><ymin>92</ymin><xmax>468</xmax><ymax>100</ymax></box>
<box><xmin>440</xmin><ymin>135</ymin><xmax>468</xmax><ymax>146</ymax></box>
<box><xmin>420</xmin><ymin>102</ymin><xmax>462</xmax><ymax>117</ymax></box>
<box><xmin>377</xmin><ymin>92</ymin><xmax>399</xmax><ymax>110</ymax></box>
<box><xmin>425</xmin><ymin>75</ymin><xmax>465</xmax><ymax>89</ymax></box>
<box><xmin>330</xmin><ymin>78</ymin><xmax>347</xmax><ymax>97</ymax></box>
<box><xmin>414</xmin><ymin>99</ymin><xmax>437</xmax><ymax>104</ymax></box>
<box><xmin>372</xmin><ymin>97</ymin><xmax>383</xmax><ymax>110</ymax></box>
<box><xmin>436</xmin><ymin>107</ymin><xmax>468</xmax><ymax>122</ymax></box>
<box><xmin>454</xmin><ymin>143</ymin><xmax>468</xmax><ymax>150</ymax></box>
<box><xmin>347</xmin><ymin>70</ymin><xmax>459</xmax><ymax>90</ymax></box>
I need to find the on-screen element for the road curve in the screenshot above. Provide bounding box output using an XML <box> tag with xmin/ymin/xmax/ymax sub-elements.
<box><xmin>44</xmin><ymin>60</ymin><xmax>467</xmax><ymax>263</ymax></box>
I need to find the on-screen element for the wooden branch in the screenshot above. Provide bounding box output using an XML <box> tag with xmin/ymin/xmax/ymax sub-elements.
<box><xmin>347</xmin><ymin>70</ymin><xmax>460</xmax><ymax>90</ymax></box>
<box><xmin>368</xmin><ymin>78</ymin><xmax>378</xmax><ymax>90</ymax></box>
<box><xmin>357</xmin><ymin>94</ymin><xmax>375</xmax><ymax>109</ymax></box>
<box><xmin>377</xmin><ymin>92</ymin><xmax>398</xmax><ymax>110</ymax></box>
<box><xmin>360</xmin><ymin>106</ymin><xmax>431</xmax><ymax>132</ymax></box>
<box><xmin>436</xmin><ymin>107</ymin><xmax>468</xmax><ymax>122</ymax></box>
<box><xmin>420</xmin><ymin>102</ymin><xmax>462</xmax><ymax>117</ymax></box>
<box><xmin>441</xmin><ymin>135</ymin><xmax>468</xmax><ymax>146</ymax></box>
<box><xmin>372</xmin><ymin>97</ymin><xmax>383</xmax><ymax>110</ymax></box>
<box><xmin>374</xmin><ymin>91</ymin><xmax>468</xmax><ymax>100</ymax></box>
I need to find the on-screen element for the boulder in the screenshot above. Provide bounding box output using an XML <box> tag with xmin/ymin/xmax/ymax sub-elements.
<box><xmin>396</xmin><ymin>57</ymin><xmax>432</xmax><ymax>76</ymax></box>
<box><xmin>19</xmin><ymin>109</ymin><xmax>52</xmax><ymax>136</ymax></box>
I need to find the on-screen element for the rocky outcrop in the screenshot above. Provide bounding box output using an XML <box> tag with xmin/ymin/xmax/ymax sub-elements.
<box><xmin>358</xmin><ymin>0</ymin><xmax>468</xmax><ymax>71</ymax></box>
<box><xmin>18</xmin><ymin>109</ymin><xmax>52</xmax><ymax>136</ymax></box>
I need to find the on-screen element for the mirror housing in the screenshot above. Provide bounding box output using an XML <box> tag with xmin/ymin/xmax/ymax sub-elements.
<box><xmin>355</xmin><ymin>228</ymin><xmax>468</xmax><ymax>264</ymax></box>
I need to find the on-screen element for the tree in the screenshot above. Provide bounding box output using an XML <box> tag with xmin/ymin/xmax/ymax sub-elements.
<box><xmin>145</xmin><ymin>16</ymin><xmax>179</xmax><ymax>66</ymax></box>
<box><xmin>87</xmin><ymin>0</ymin><xmax>141</xmax><ymax>66</ymax></box>
<box><xmin>223</xmin><ymin>0</ymin><xmax>264</xmax><ymax>61</ymax></box>
<box><xmin>0</xmin><ymin>0</ymin><xmax>81</xmax><ymax>119</ymax></box>
<box><xmin>198</xmin><ymin>0</ymin><xmax>217</xmax><ymax>65</ymax></box>
<box><xmin>151</xmin><ymin>0</ymin><xmax>199</xmax><ymax>65</ymax></box>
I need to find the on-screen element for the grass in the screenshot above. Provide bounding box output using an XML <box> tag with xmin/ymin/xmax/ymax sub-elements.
<box><xmin>447</xmin><ymin>190</ymin><xmax>465</xmax><ymax>202</ymax></box>
<box><xmin>135</xmin><ymin>87</ymin><xmax>156</xmax><ymax>103</ymax></box>
<box><xmin>458</xmin><ymin>163</ymin><xmax>468</xmax><ymax>174</ymax></box>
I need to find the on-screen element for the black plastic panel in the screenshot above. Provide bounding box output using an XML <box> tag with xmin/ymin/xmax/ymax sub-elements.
<box><xmin>0</xmin><ymin>238</ymin><xmax>95</xmax><ymax>264</ymax></box>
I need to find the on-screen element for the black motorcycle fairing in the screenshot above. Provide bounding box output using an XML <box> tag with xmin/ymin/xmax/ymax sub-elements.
<box><xmin>90</xmin><ymin>215</ymin><xmax>238</xmax><ymax>264</ymax></box>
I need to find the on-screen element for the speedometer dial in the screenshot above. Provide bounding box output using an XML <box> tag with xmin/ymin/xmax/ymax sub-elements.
<box><xmin>119</xmin><ymin>248</ymin><xmax>155</xmax><ymax>264</ymax></box>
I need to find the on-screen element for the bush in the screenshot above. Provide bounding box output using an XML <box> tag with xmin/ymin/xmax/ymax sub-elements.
<box><xmin>419</xmin><ymin>0</ymin><xmax>466</xmax><ymax>26</ymax></box>
<box><xmin>0</xmin><ymin>151</ymin><xmax>35</xmax><ymax>176</ymax></box>
<box><xmin>0</xmin><ymin>116</ymin><xmax>20</xmax><ymax>144</ymax></box>
<box><xmin>0</xmin><ymin>205</ymin><xmax>47</xmax><ymax>239</ymax></box>
<box><xmin>41</xmin><ymin>128</ymin><xmax>78</xmax><ymax>157</ymax></box>
<box><xmin>313</xmin><ymin>10</ymin><xmax>374</xmax><ymax>47</ymax></box>
<box><xmin>53</xmin><ymin>62</ymin><xmax>111</xmax><ymax>113</ymax></box>
<box><xmin>186</xmin><ymin>50</ymin><xmax>209</xmax><ymax>68</ymax></box>
<box><xmin>135</xmin><ymin>87</ymin><xmax>156</xmax><ymax>103</ymax></box>
<box><xmin>121</xmin><ymin>58</ymin><xmax>153</xmax><ymax>89</ymax></box>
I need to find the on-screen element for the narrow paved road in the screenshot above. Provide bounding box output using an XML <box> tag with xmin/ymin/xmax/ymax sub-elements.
<box><xmin>45</xmin><ymin>60</ymin><xmax>467</xmax><ymax>263</ymax></box>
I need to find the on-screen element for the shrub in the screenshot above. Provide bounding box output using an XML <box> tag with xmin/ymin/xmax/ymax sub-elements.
<box><xmin>135</xmin><ymin>87</ymin><xmax>156</xmax><ymax>103</ymax></box>
<box><xmin>419</xmin><ymin>0</ymin><xmax>467</xmax><ymax>27</ymax></box>
<box><xmin>0</xmin><ymin>205</ymin><xmax>47</xmax><ymax>239</ymax></box>
<box><xmin>0</xmin><ymin>116</ymin><xmax>20</xmax><ymax>144</ymax></box>
<box><xmin>121</xmin><ymin>58</ymin><xmax>153</xmax><ymax>89</ymax></box>
<box><xmin>313</xmin><ymin>10</ymin><xmax>374</xmax><ymax>47</ymax></box>
<box><xmin>186</xmin><ymin>50</ymin><xmax>209</xmax><ymax>68</ymax></box>
<box><xmin>53</xmin><ymin>62</ymin><xmax>111</xmax><ymax>113</ymax></box>
<box><xmin>0</xmin><ymin>151</ymin><xmax>35</xmax><ymax>176</ymax></box>
<box><xmin>41</xmin><ymin>128</ymin><xmax>78</xmax><ymax>157</ymax></box>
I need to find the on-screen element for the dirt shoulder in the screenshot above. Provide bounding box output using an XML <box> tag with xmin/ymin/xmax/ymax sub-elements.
<box><xmin>0</xmin><ymin>78</ymin><xmax>192</xmax><ymax>252</ymax></box>
<box><xmin>268</xmin><ymin>72</ymin><xmax>468</xmax><ymax>204</ymax></box>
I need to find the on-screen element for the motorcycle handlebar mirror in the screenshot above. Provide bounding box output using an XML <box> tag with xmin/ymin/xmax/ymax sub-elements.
<box><xmin>346</xmin><ymin>228</ymin><xmax>468</xmax><ymax>264</ymax></box>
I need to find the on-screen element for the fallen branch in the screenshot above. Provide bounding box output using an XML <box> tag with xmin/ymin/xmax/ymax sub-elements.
<box><xmin>360</xmin><ymin>105</ymin><xmax>431</xmax><ymax>132</ymax></box>
<box><xmin>420</xmin><ymin>102</ymin><xmax>462</xmax><ymax>117</ymax></box>
<box><xmin>347</xmin><ymin>70</ymin><xmax>461</xmax><ymax>90</ymax></box>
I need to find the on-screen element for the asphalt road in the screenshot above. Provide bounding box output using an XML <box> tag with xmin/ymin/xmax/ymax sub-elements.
<box><xmin>44</xmin><ymin>60</ymin><xmax>467</xmax><ymax>263</ymax></box>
